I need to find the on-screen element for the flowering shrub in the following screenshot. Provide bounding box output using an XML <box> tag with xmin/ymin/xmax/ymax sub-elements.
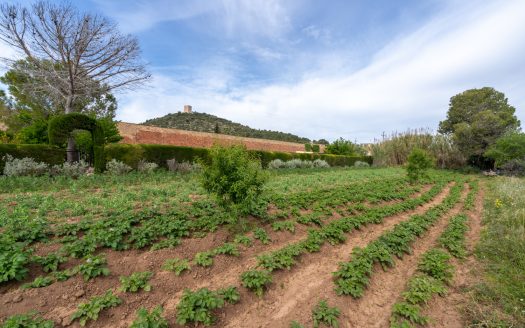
<box><xmin>106</xmin><ymin>159</ymin><xmax>132</xmax><ymax>175</ymax></box>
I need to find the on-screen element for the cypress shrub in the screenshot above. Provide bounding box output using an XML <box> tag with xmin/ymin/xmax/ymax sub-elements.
<box><xmin>304</xmin><ymin>143</ymin><xmax>312</xmax><ymax>152</ymax></box>
<box><xmin>312</xmin><ymin>144</ymin><xmax>320</xmax><ymax>153</ymax></box>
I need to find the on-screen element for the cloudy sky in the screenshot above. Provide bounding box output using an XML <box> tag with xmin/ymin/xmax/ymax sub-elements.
<box><xmin>2</xmin><ymin>0</ymin><xmax>525</xmax><ymax>142</ymax></box>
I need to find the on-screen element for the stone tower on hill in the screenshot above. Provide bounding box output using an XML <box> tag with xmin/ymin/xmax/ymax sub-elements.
<box><xmin>183</xmin><ymin>105</ymin><xmax>192</xmax><ymax>113</ymax></box>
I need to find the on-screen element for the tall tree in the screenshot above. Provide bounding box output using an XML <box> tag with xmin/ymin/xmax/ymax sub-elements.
<box><xmin>0</xmin><ymin>1</ymin><xmax>150</xmax><ymax>161</ymax></box>
<box><xmin>439</xmin><ymin>87</ymin><xmax>520</xmax><ymax>167</ymax></box>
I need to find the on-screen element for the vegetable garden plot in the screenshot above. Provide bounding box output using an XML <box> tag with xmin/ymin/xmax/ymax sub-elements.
<box><xmin>0</xmin><ymin>168</ymin><xmax>480</xmax><ymax>328</ymax></box>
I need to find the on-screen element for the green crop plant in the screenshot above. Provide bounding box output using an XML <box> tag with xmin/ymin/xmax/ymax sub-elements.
<box><xmin>119</xmin><ymin>271</ymin><xmax>153</xmax><ymax>292</ymax></box>
<box><xmin>32</xmin><ymin>253</ymin><xmax>67</xmax><ymax>272</ymax></box>
<box><xmin>438</xmin><ymin>214</ymin><xmax>468</xmax><ymax>258</ymax></box>
<box><xmin>71</xmin><ymin>290</ymin><xmax>122</xmax><ymax>326</ymax></box>
<box><xmin>77</xmin><ymin>254</ymin><xmax>110</xmax><ymax>281</ymax></box>
<box><xmin>194</xmin><ymin>251</ymin><xmax>214</xmax><ymax>267</ymax></box>
<box><xmin>213</xmin><ymin>242</ymin><xmax>240</xmax><ymax>256</ymax></box>
<box><xmin>130</xmin><ymin>306</ymin><xmax>168</xmax><ymax>328</ymax></box>
<box><xmin>176</xmin><ymin>287</ymin><xmax>239</xmax><ymax>325</ymax></box>
<box><xmin>417</xmin><ymin>249</ymin><xmax>453</xmax><ymax>283</ymax></box>
<box><xmin>312</xmin><ymin>300</ymin><xmax>340</xmax><ymax>328</ymax></box>
<box><xmin>272</xmin><ymin>220</ymin><xmax>295</xmax><ymax>233</ymax></box>
<box><xmin>22</xmin><ymin>275</ymin><xmax>54</xmax><ymax>289</ymax></box>
<box><xmin>0</xmin><ymin>311</ymin><xmax>54</xmax><ymax>328</ymax></box>
<box><xmin>241</xmin><ymin>270</ymin><xmax>272</xmax><ymax>297</ymax></box>
<box><xmin>233</xmin><ymin>234</ymin><xmax>252</xmax><ymax>246</ymax></box>
<box><xmin>253</xmin><ymin>228</ymin><xmax>271</xmax><ymax>245</ymax></box>
<box><xmin>162</xmin><ymin>258</ymin><xmax>191</xmax><ymax>276</ymax></box>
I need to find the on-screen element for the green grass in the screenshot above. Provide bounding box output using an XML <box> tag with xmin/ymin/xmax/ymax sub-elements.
<box><xmin>468</xmin><ymin>177</ymin><xmax>525</xmax><ymax>326</ymax></box>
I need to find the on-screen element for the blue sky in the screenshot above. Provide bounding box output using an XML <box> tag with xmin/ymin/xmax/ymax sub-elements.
<box><xmin>2</xmin><ymin>0</ymin><xmax>525</xmax><ymax>142</ymax></box>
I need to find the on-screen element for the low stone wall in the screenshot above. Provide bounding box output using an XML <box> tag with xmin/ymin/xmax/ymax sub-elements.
<box><xmin>117</xmin><ymin>122</ymin><xmax>323</xmax><ymax>153</ymax></box>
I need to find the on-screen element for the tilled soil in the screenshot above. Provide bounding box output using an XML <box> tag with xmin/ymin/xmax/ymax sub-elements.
<box><xmin>0</xmin><ymin>182</ymin><xmax>484</xmax><ymax>328</ymax></box>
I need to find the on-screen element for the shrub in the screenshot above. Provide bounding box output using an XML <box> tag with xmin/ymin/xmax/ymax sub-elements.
<box><xmin>406</xmin><ymin>148</ymin><xmax>434</xmax><ymax>183</ymax></box>
<box><xmin>105</xmin><ymin>159</ymin><xmax>132</xmax><ymax>175</ymax></box>
<box><xmin>2</xmin><ymin>154</ymin><xmax>49</xmax><ymax>176</ymax></box>
<box><xmin>51</xmin><ymin>160</ymin><xmax>90</xmax><ymax>178</ymax></box>
<box><xmin>313</xmin><ymin>159</ymin><xmax>330</xmax><ymax>168</ymax></box>
<box><xmin>0</xmin><ymin>144</ymin><xmax>65</xmax><ymax>174</ymax></box>
<box><xmin>130</xmin><ymin>306</ymin><xmax>168</xmax><ymax>328</ymax></box>
<box><xmin>166</xmin><ymin>159</ymin><xmax>195</xmax><ymax>173</ymax></box>
<box><xmin>201</xmin><ymin>145</ymin><xmax>268</xmax><ymax>213</ymax></box>
<box><xmin>312</xmin><ymin>144</ymin><xmax>320</xmax><ymax>153</ymax></box>
<box><xmin>305</xmin><ymin>143</ymin><xmax>312</xmax><ymax>152</ymax></box>
<box><xmin>354</xmin><ymin>161</ymin><xmax>370</xmax><ymax>168</ymax></box>
<box><xmin>268</xmin><ymin>159</ymin><xmax>285</xmax><ymax>169</ymax></box>
<box><xmin>499</xmin><ymin>158</ymin><xmax>525</xmax><ymax>176</ymax></box>
<box><xmin>485</xmin><ymin>132</ymin><xmax>525</xmax><ymax>167</ymax></box>
<box><xmin>137</xmin><ymin>160</ymin><xmax>158</xmax><ymax>173</ymax></box>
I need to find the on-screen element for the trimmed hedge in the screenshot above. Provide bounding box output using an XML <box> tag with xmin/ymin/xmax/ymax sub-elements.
<box><xmin>104</xmin><ymin>144</ymin><xmax>372</xmax><ymax>169</ymax></box>
<box><xmin>0</xmin><ymin>144</ymin><xmax>65</xmax><ymax>173</ymax></box>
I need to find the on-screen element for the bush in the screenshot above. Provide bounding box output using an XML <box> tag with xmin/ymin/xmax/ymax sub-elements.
<box><xmin>51</xmin><ymin>160</ymin><xmax>90</xmax><ymax>178</ymax></box>
<box><xmin>406</xmin><ymin>148</ymin><xmax>434</xmax><ymax>182</ymax></box>
<box><xmin>354</xmin><ymin>161</ymin><xmax>370</xmax><ymax>168</ymax></box>
<box><xmin>105</xmin><ymin>159</ymin><xmax>132</xmax><ymax>175</ymax></box>
<box><xmin>0</xmin><ymin>144</ymin><xmax>65</xmax><ymax>174</ymax></box>
<box><xmin>137</xmin><ymin>160</ymin><xmax>158</xmax><ymax>173</ymax></box>
<box><xmin>313</xmin><ymin>159</ymin><xmax>330</xmax><ymax>168</ymax></box>
<box><xmin>305</xmin><ymin>143</ymin><xmax>312</xmax><ymax>152</ymax></box>
<box><xmin>268</xmin><ymin>159</ymin><xmax>285</xmax><ymax>169</ymax></box>
<box><xmin>2</xmin><ymin>154</ymin><xmax>49</xmax><ymax>177</ymax></box>
<box><xmin>166</xmin><ymin>159</ymin><xmax>196</xmax><ymax>173</ymax></box>
<box><xmin>201</xmin><ymin>145</ymin><xmax>268</xmax><ymax>213</ymax></box>
<box><xmin>485</xmin><ymin>132</ymin><xmax>525</xmax><ymax>167</ymax></box>
<box><xmin>499</xmin><ymin>159</ymin><xmax>525</xmax><ymax>176</ymax></box>
<box><xmin>312</xmin><ymin>144</ymin><xmax>320</xmax><ymax>153</ymax></box>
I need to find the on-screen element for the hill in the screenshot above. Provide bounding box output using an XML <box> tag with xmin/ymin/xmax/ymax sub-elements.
<box><xmin>142</xmin><ymin>111</ymin><xmax>310</xmax><ymax>143</ymax></box>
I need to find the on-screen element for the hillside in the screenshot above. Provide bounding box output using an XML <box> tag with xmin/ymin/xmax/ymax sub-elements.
<box><xmin>142</xmin><ymin>111</ymin><xmax>310</xmax><ymax>143</ymax></box>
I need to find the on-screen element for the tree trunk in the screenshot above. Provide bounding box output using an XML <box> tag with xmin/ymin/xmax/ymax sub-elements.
<box><xmin>64</xmin><ymin>94</ymin><xmax>79</xmax><ymax>163</ymax></box>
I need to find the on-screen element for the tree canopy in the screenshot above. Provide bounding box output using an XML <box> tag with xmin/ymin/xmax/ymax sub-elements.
<box><xmin>438</xmin><ymin>87</ymin><xmax>520</xmax><ymax>166</ymax></box>
<box><xmin>324</xmin><ymin>138</ymin><xmax>365</xmax><ymax>156</ymax></box>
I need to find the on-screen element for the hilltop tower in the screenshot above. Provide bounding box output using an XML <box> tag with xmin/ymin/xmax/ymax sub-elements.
<box><xmin>183</xmin><ymin>105</ymin><xmax>193</xmax><ymax>113</ymax></box>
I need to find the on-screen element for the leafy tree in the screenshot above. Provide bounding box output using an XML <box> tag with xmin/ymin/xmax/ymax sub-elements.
<box><xmin>439</xmin><ymin>87</ymin><xmax>520</xmax><ymax>167</ymax></box>
<box><xmin>201</xmin><ymin>144</ymin><xmax>268</xmax><ymax>215</ymax></box>
<box><xmin>406</xmin><ymin>148</ymin><xmax>434</xmax><ymax>183</ymax></box>
<box><xmin>325</xmin><ymin>138</ymin><xmax>364</xmax><ymax>156</ymax></box>
<box><xmin>485</xmin><ymin>132</ymin><xmax>525</xmax><ymax>167</ymax></box>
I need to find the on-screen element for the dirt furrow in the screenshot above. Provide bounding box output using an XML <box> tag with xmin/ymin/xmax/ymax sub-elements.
<box><xmin>220</xmin><ymin>183</ymin><xmax>455</xmax><ymax>328</ymax></box>
<box><xmin>424</xmin><ymin>182</ymin><xmax>484</xmax><ymax>328</ymax></box>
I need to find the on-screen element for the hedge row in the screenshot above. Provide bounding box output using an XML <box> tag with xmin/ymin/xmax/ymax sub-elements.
<box><xmin>104</xmin><ymin>144</ymin><xmax>372</xmax><ymax>169</ymax></box>
<box><xmin>0</xmin><ymin>144</ymin><xmax>66</xmax><ymax>173</ymax></box>
<box><xmin>0</xmin><ymin>143</ymin><xmax>373</xmax><ymax>173</ymax></box>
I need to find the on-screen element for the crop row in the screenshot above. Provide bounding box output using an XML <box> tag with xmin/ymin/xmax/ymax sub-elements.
<box><xmin>240</xmin><ymin>178</ymin><xmax>453</xmax><ymax>296</ymax></box>
<box><xmin>332</xmin><ymin>181</ymin><xmax>464</xmax><ymax>298</ymax></box>
<box><xmin>389</xmin><ymin>211</ymin><xmax>470</xmax><ymax>327</ymax></box>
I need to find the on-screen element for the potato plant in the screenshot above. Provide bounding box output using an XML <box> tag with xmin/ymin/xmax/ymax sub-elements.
<box><xmin>162</xmin><ymin>258</ymin><xmax>191</xmax><ymax>276</ymax></box>
<box><xmin>241</xmin><ymin>270</ymin><xmax>272</xmax><ymax>297</ymax></box>
<box><xmin>130</xmin><ymin>306</ymin><xmax>168</xmax><ymax>328</ymax></box>
<box><xmin>71</xmin><ymin>290</ymin><xmax>121</xmax><ymax>326</ymax></box>
<box><xmin>119</xmin><ymin>271</ymin><xmax>153</xmax><ymax>293</ymax></box>
<box><xmin>312</xmin><ymin>300</ymin><xmax>340</xmax><ymax>328</ymax></box>
<box><xmin>176</xmin><ymin>287</ymin><xmax>239</xmax><ymax>325</ymax></box>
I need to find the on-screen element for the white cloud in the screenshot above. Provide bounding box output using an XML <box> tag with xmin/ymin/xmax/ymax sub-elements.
<box><xmin>117</xmin><ymin>0</ymin><xmax>525</xmax><ymax>142</ymax></box>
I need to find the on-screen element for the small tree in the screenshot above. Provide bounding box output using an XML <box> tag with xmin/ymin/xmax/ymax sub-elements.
<box><xmin>485</xmin><ymin>132</ymin><xmax>525</xmax><ymax>167</ymax></box>
<box><xmin>201</xmin><ymin>144</ymin><xmax>268</xmax><ymax>215</ymax></box>
<box><xmin>406</xmin><ymin>148</ymin><xmax>434</xmax><ymax>183</ymax></box>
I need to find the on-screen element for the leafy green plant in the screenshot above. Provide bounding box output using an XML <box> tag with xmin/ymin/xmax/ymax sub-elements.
<box><xmin>52</xmin><ymin>268</ymin><xmax>77</xmax><ymax>281</ymax></box>
<box><xmin>290</xmin><ymin>321</ymin><xmax>305</xmax><ymax>328</ymax></box>
<box><xmin>194</xmin><ymin>251</ymin><xmax>214</xmax><ymax>267</ymax></box>
<box><xmin>32</xmin><ymin>253</ymin><xmax>67</xmax><ymax>273</ymax></box>
<box><xmin>71</xmin><ymin>290</ymin><xmax>121</xmax><ymax>326</ymax></box>
<box><xmin>77</xmin><ymin>254</ymin><xmax>110</xmax><ymax>281</ymax></box>
<box><xmin>438</xmin><ymin>214</ymin><xmax>468</xmax><ymax>258</ymax></box>
<box><xmin>0</xmin><ymin>311</ymin><xmax>54</xmax><ymax>328</ymax></box>
<box><xmin>176</xmin><ymin>287</ymin><xmax>238</xmax><ymax>326</ymax></box>
<box><xmin>253</xmin><ymin>228</ymin><xmax>271</xmax><ymax>245</ymax></box>
<box><xmin>213</xmin><ymin>242</ymin><xmax>240</xmax><ymax>256</ymax></box>
<box><xmin>22</xmin><ymin>275</ymin><xmax>54</xmax><ymax>289</ymax></box>
<box><xmin>417</xmin><ymin>249</ymin><xmax>453</xmax><ymax>282</ymax></box>
<box><xmin>391</xmin><ymin>302</ymin><xmax>427</xmax><ymax>326</ymax></box>
<box><xmin>312</xmin><ymin>300</ymin><xmax>340</xmax><ymax>328</ymax></box>
<box><xmin>201</xmin><ymin>144</ymin><xmax>268</xmax><ymax>214</ymax></box>
<box><xmin>233</xmin><ymin>234</ymin><xmax>252</xmax><ymax>246</ymax></box>
<box><xmin>162</xmin><ymin>258</ymin><xmax>191</xmax><ymax>276</ymax></box>
<box><xmin>272</xmin><ymin>221</ymin><xmax>295</xmax><ymax>233</ymax></box>
<box><xmin>150</xmin><ymin>238</ymin><xmax>181</xmax><ymax>251</ymax></box>
<box><xmin>402</xmin><ymin>275</ymin><xmax>447</xmax><ymax>305</ymax></box>
<box><xmin>119</xmin><ymin>271</ymin><xmax>153</xmax><ymax>293</ymax></box>
<box><xmin>0</xmin><ymin>237</ymin><xmax>32</xmax><ymax>283</ymax></box>
<box><xmin>406</xmin><ymin>148</ymin><xmax>434</xmax><ymax>183</ymax></box>
<box><xmin>130</xmin><ymin>306</ymin><xmax>168</xmax><ymax>328</ymax></box>
<box><xmin>241</xmin><ymin>270</ymin><xmax>272</xmax><ymax>297</ymax></box>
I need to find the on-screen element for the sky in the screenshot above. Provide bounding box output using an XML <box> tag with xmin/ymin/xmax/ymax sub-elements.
<box><xmin>1</xmin><ymin>0</ymin><xmax>525</xmax><ymax>142</ymax></box>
